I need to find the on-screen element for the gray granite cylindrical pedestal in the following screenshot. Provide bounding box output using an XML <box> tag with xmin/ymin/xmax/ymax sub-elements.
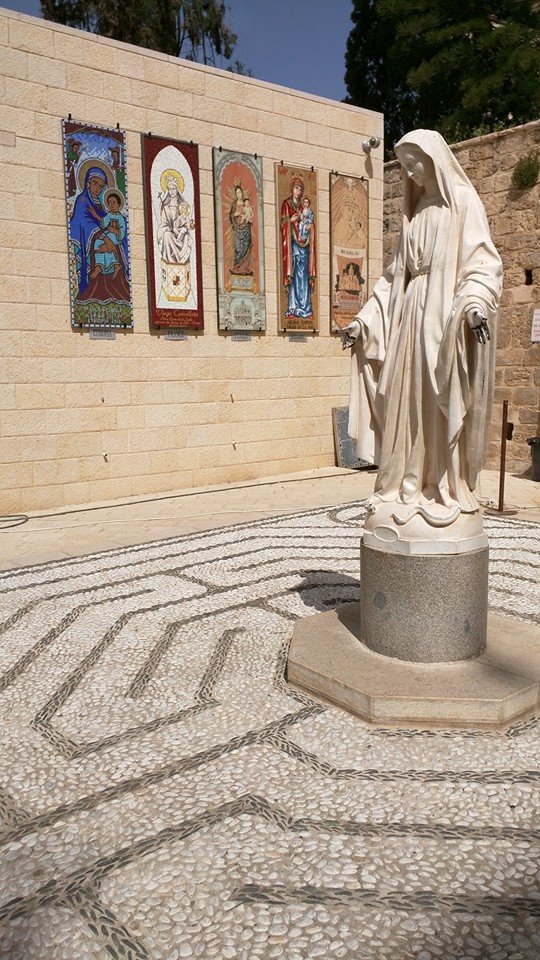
<box><xmin>360</xmin><ymin>541</ymin><xmax>489</xmax><ymax>662</ymax></box>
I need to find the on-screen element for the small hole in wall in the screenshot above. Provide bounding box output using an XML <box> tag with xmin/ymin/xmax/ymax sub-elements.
<box><xmin>524</xmin><ymin>269</ymin><xmax>533</xmax><ymax>286</ymax></box>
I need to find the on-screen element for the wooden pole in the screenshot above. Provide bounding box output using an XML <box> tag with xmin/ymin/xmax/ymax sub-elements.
<box><xmin>485</xmin><ymin>399</ymin><xmax>517</xmax><ymax>516</ymax></box>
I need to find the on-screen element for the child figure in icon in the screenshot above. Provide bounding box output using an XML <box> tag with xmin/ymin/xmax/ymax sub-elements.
<box><xmin>89</xmin><ymin>189</ymin><xmax>127</xmax><ymax>279</ymax></box>
<box><xmin>242</xmin><ymin>196</ymin><xmax>254</xmax><ymax>225</ymax></box>
<box><xmin>298</xmin><ymin>196</ymin><xmax>314</xmax><ymax>241</ymax></box>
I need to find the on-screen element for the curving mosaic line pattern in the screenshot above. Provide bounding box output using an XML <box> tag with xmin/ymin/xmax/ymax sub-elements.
<box><xmin>0</xmin><ymin>502</ymin><xmax>539</xmax><ymax>960</ymax></box>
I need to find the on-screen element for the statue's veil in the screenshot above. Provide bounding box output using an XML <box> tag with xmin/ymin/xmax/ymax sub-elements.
<box><xmin>394</xmin><ymin>129</ymin><xmax>478</xmax><ymax>220</ymax></box>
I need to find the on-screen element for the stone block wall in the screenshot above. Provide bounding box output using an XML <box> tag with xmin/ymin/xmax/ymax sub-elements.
<box><xmin>384</xmin><ymin>121</ymin><xmax>540</xmax><ymax>474</ymax></box>
<box><xmin>0</xmin><ymin>8</ymin><xmax>383</xmax><ymax>513</ymax></box>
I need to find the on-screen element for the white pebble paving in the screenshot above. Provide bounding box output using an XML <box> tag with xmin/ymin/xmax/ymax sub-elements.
<box><xmin>0</xmin><ymin>503</ymin><xmax>538</xmax><ymax>959</ymax></box>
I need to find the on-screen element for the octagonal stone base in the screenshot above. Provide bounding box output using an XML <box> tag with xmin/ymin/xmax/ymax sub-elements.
<box><xmin>287</xmin><ymin>603</ymin><xmax>539</xmax><ymax>728</ymax></box>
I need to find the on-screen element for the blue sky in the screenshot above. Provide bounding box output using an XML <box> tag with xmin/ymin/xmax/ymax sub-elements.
<box><xmin>2</xmin><ymin>0</ymin><xmax>354</xmax><ymax>102</ymax></box>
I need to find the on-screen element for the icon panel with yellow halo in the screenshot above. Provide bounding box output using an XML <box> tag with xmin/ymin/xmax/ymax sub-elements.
<box><xmin>62</xmin><ymin>119</ymin><xmax>133</xmax><ymax>329</ymax></box>
<box><xmin>142</xmin><ymin>134</ymin><xmax>204</xmax><ymax>330</ymax></box>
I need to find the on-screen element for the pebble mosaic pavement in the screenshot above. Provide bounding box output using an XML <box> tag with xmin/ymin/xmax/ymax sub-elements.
<box><xmin>0</xmin><ymin>501</ymin><xmax>539</xmax><ymax>960</ymax></box>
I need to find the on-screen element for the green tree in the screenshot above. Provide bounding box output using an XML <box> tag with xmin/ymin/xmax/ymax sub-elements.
<box><xmin>41</xmin><ymin>0</ymin><xmax>239</xmax><ymax>66</ymax></box>
<box><xmin>345</xmin><ymin>0</ymin><xmax>540</xmax><ymax>151</ymax></box>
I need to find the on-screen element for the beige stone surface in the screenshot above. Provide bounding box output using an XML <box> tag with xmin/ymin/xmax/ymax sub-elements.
<box><xmin>384</xmin><ymin>121</ymin><xmax>540</xmax><ymax>474</ymax></box>
<box><xmin>0</xmin><ymin>465</ymin><xmax>537</xmax><ymax>573</ymax></box>
<box><xmin>0</xmin><ymin>7</ymin><xmax>383</xmax><ymax>514</ymax></box>
<box><xmin>0</xmin><ymin>467</ymin><xmax>374</xmax><ymax>571</ymax></box>
<box><xmin>287</xmin><ymin>601</ymin><xmax>540</xmax><ymax>728</ymax></box>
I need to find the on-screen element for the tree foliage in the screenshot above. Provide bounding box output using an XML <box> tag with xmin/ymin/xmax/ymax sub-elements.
<box><xmin>345</xmin><ymin>0</ymin><xmax>540</xmax><ymax>152</ymax></box>
<box><xmin>41</xmin><ymin>0</ymin><xmax>239</xmax><ymax>66</ymax></box>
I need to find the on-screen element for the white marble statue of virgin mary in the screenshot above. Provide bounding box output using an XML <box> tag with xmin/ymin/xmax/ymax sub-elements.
<box><xmin>347</xmin><ymin>129</ymin><xmax>503</xmax><ymax>518</ymax></box>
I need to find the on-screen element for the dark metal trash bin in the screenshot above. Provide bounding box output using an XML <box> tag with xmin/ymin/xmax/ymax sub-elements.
<box><xmin>527</xmin><ymin>437</ymin><xmax>540</xmax><ymax>481</ymax></box>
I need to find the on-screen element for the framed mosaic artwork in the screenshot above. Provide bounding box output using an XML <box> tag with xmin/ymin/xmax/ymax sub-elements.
<box><xmin>276</xmin><ymin>164</ymin><xmax>318</xmax><ymax>333</ymax></box>
<box><xmin>62</xmin><ymin>119</ymin><xmax>133</xmax><ymax>328</ymax></box>
<box><xmin>142</xmin><ymin>134</ymin><xmax>203</xmax><ymax>329</ymax></box>
<box><xmin>212</xmin><ymin>148</ymin><xmax>266</xmax><ymax>331</ymax></box>
<box><xmin>330</xmin><ymin>172</ymin><xmax>369</xmax><ymax>332</ymax></box>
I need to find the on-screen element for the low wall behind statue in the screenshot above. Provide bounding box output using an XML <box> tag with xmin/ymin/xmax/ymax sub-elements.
<box><xmin>384</xmin><ymin>121</ymin><xmax>540</xmax><ymax>475</ymax></box>
<box><xmin>0</xmin><ymin>8</ymin><xmax>383</xmax><ymax>513</ymax></box>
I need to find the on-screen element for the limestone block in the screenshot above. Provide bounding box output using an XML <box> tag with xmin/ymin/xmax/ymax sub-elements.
<box><xmin>0</xmin><ymin>276</ymin><xmax>22</xmax><ymax>306</ymax></box>
<box><xmin>0</xmin><ymin>434</ymin><xmax>21</xmax><ymax>468</ymax></box>
<box><xmin>130</xmin><ymin>382</ymin><xmax>163</xmax><ymax>406</ymax></box>
<box><xmin>98</xmin><ymin>431</ymin><xmax>130</xmax><ymax>456</ymax></box>
<box><xmin>15</xmin><ymin>382</ymin><xmax>65</xmax><ymax>409</ymax></box>
<box><xmin>288</xmin><ymin>95</ymin><xmax>328</xmax><ymax>127</ymax></box>
<box><xmin>82</xmin><ymin>39</ymin><xmax>116</xmax><ymax>76</ymax></box>
<box><xmin>504</xmin><ymin>367</ymin><xmax>534</xmax><ymax>386</ymax></box>
<box><xmin>2</xmin><ymin>47</ymin><xmax>28</xmax><ymax>80</ymax></box>
<box><xmin>117</xmin><ymin>407</ymin><xmax>146</xmax><ymax>432</ymax></box>
<box><xmin>0</xmin><ymin>488</ymin><xmax>23</xmax><ymax>514</ymax></box>
<box><xmin>0</xmin><ymin>384</ymin><xmax>16</xmax><ymax>410</ymax></box>
<box><xmin>5</xmin><ymin>78</ymin><xmax>49</xmax><ymax>117</ymax></box>
<box><xmin>282</xmin><ymin>115</ymin><xmax>307</xmax><ymax>143</ymax></box>
<box><xmin>157</xmin><ymin>426</ymin><xmax>189</xmax><ymax>450</ymax></box>
<box><xmin>177</xmin><ymin>116</ymin><xmax>211</xmax><ymax>146</ymax></box>
<box><xmin>117</xmin><ymin>359</ymin><xmax>150</xmax><ymax>382</ymax></box>
<box><xmin>63</xmin><ymin>481</ymin><xmax>91</xmax><ymax>506</ymax></box>
<box><xmin>111</xmin><ymin>103</ymin><xmax>148</xmax><ymax>133</ymax></box>
<box><xmin>192</xmin><ymin>94</ymin><xmax>231</xmax><ymax>126</ymax></box>
<box><xmin>35</xmin><ymin>456</ymin><xmax>84</xmax><ymax>485</ymax></box>
<box><xmin>47</xmin><ymin>86</ymin><xmax>86</xmax><ymax>120</ymax></box>
<box><xmin>187</xmin><ymin>422</ymin><xmax>232</xmax><ymax>448</ymax></box>
<box><xmin>56</xmin><ymin>433</ymin><xmax>102</xmax><ymax>458</ymax></box>
<box><xmin>25</xmin><ymin>278</ymin><xmax>52</xmax><ymax>304</ymax></box>
<box><xmin>129</xmin><ymin>470</ymin><xmax>189</xmax><ymax>497</ymax></box>
<box><xmin>27</xmin><ymin>52</ymin><xmax>66</xmax><ymax>89</ymax></box>
<box><xmin>126</xmin><ymin>427</ymin><xmax>163</xmax><ymax>453</ymax></box>
<box><xmin>51</xmin><ymin>31</ymin><xmax>89</xmax><ymax>67</ymax></box>
<box><xmin>19</xmin><ymin>483</ymin><xmax>65</xmax><ymax>512</ymax></box>
<box><xmin>90</xmin><ymin>477</ymin><xmax>133</xmax><ymax>503</ymax></box>
<box><xmin>100</xmin><ymin>382</ymin><xmax>132</xmax><ymax>406</ymax></box>
<box><xmin>1</xmin><ymin>408</ymin><xmax>48</xmax><ymax>436</ymax></box>
<box><xmin>143</xmin><ymin>403</ymin><xmax>196</xmax><ymax>430</ymax></box>
<box><xmin>513</xmin><ymin>385</ymin><xmax>539</xmax><ymax>407</ymax></box>
<box><xmin>3</xmin><ymin>461</ymin><xmax>34</xmax><ymax>489</ymax></box>
<box><xmin>174</xmin><ymin>64</ymin><xmax>206</xmax><ymax>96</ymax></box>
<box><xmin>0</xmin><ymin>357</ymin><xmax>41</xmax><ymax>385</ymax></box>
<box><xmin>37</xmin><ymin>169</ymin><xmax>65</xmax><ymax>203</ymax></box>
<box><xmin>156</xmin><ymin>87</ymin><xmax>193</xmax><ymax>118</ymax></box>
<box><xmin>44</xmin><ymin>406</ymin><xmax>117</xmax><ymax>435</ymax></box>
<box><xmin>75</xmin><ymin>455</ymin><xmax>112</xmax><ymax>483</ymax></box>
<box><xmin>66</xmin><ymin>63</ymin><xmax>104</xmax><ymax>98</ymax></box>
<box><xmin>117</xmin><ymin>49</ymin><xmax>145</xmax><ymax>81</ymax></box>
<box><xmin>143</xmin><ymin>56</ymin><xmax>178</xmax><ymax>90</ymax></box>
<box><xmin>8</xmin><ymin>20</ymin><xmax>53</xmax><ymax>57</ymax></box>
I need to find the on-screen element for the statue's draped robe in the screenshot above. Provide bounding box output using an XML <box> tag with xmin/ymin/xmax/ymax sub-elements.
<box><xmin>349</xmin><ymin>130</ymin><xmax>503</xmax><ymax>512</ymax></box>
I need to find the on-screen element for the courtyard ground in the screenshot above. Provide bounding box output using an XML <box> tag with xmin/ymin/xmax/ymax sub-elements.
<box><xmin>0</xmin><ymin>468</ymin><xmax>538</xmax><ymax>960</ymax></box>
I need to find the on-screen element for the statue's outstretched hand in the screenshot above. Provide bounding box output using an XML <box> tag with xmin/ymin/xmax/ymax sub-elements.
<box><xmin>465</xmin><ymin>307</ymin><xmax>490</xmax><ymax>344</ymax></box>
<box><xmin>340</xmin><ymin>320</ymin><xmax>361</xmax><ymax>350</ymax></box>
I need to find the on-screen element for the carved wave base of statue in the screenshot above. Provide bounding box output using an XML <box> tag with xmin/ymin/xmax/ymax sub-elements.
<box><xmin>286</xmin><ymin>602</ymin><xmax>539</xmax><ymax>730</ymax></box>
<box><xmin>363</xmin><ymin>502</ymin><xmax>488</xmax><ymax>556</ymax></box>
